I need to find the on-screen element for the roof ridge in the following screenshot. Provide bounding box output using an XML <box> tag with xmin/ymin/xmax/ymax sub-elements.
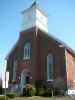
<box><xmin>30</xmin><ymin>1</ymin><xmax>38</xmax><ymax>7</ymax></box>
<box><xmin>38</xmin><ymin>27</ymin><xmax>75</xmax><ymax>55</ymax></box>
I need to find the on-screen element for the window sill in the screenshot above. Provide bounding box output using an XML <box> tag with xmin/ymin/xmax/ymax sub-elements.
<box><xmin>23</xmin><ymin>57</ymin><xmax>30</xmax><ymax>60</ymax></box>
<box><xmin>47</xmin><ymin>79</ymin><xmax>53</xmax><ymax>82</ymax></box>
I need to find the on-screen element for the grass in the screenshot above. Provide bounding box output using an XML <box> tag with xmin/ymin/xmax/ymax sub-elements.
<box><xmin>9</xmin><ymin>96</ymin><xmax>73</xmax><ymax>100</ymax></box>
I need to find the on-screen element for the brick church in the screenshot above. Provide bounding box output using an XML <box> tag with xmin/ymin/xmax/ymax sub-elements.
<box><xmin>6</xmin><ymin>2</ymin><xmax>75</xmax><ymax>92</ymax></box>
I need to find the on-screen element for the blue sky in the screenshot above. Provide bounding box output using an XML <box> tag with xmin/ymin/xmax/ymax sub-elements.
<box><xmin>0</xmin><ymin>0</ymin><xmax>75</xmax><ymax>78</ymax></box>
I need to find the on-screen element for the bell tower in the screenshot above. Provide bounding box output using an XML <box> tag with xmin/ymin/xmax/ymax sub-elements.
<box><xmin>21</xmin><ymin>1</ymin><xmax>48</xmax><ymax>32</ymax></box>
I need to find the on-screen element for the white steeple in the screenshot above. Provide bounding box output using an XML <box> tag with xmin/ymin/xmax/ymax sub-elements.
<box><xmin>21</xmin><ymin>1</ymin><xmax>48</xmax><ymax>32</ymax></box>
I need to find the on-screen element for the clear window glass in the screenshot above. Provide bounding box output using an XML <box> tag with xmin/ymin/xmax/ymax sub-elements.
<box><xmin>47</xmin><ymin>53</ymin><xmax>53</xmax><ymax>81</ymax></box>
<box><xmin>24</xmin><ymin>42</ymin><xmax>30</xmax><ymax>59</ymax></box>
<box><xmin>12</xmin><ymin>60</ymin><xmax>17</xmax><ymax>82</ymax></box>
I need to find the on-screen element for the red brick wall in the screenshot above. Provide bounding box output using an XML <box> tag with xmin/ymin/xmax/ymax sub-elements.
<box><xmin>7</xmin><ymin>27</ymin><xmax>75</xmax><ymax>89</ymax></box>
<box><xmin>6</xmin><ymin>46</ymin><xmax>18</xmax><ymax>83</ymax></box>
<box><xmin>36</xmin><ymin>30</ymin><xmax>67</xmax><ymax>86</ymax></box>
<box><xmin>66</xmin><ymin>50</ymin><xmax>75</xmax><ymax>89</ymax></box>
<box><xmin>17</xmin><ymin>27</ymin><xmax>37</xmax><ymax>84</ymax></box>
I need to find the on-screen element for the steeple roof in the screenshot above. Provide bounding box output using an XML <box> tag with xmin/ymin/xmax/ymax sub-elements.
<box><xmin>21</xmin><ymin>1</ymin><xmax>48</xmax><ymax>17</ymax></box>
<box><xmin>30</xmin><ymin>1</ymin><xmax>37</xmax><ymax>7</ymax></box>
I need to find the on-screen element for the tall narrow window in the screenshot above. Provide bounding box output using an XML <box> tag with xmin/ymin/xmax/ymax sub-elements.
<box><xmin>47</xmin><ymin>53</ymin><xmax>53</xmax><ymax>81</ymax></box>
<box><xmin>12</xmin><ymin>60</ymin><xmax>17</xmax><ymax>82</ymax></box>
<box><xmin>24</xmin><ymin>42</ymin><xmax>30</xmax><ymax>59</ymax></box>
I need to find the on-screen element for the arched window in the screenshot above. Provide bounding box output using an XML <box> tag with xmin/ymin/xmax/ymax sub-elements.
<box><xmin>12</xmin><ymin>60</ymin><xmax>17</xmax><ymax>82</ymax></box>
<box><xmin>24</xmin><ymin>42</ymin><xmax>30</xmax><ymax>59</ymax></box>
<box><xmin>47</xmin><ymin>53</ymin><xmax>53</xmax><ymax>81</ymax></box>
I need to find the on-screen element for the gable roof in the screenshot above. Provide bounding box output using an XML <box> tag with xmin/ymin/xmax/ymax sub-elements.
<box><xmin>38</xmin><ymin>28</ymin><xmax>75</xmax><ymax>55</ymax></box>
<box><xmin>5</xmin><ymin>40</ymin><xmax>19</xmax><ymax>60</ymax></box>
<box><xmin>5</xmin><ymin>27</ymin><xmax>75</xmax><ymax>60</ymax></box>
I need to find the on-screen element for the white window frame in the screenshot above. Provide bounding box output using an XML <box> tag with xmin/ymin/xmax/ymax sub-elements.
<box><xmin>23</xmin><ymin>42</ymin><xmax>30</xmax><ymax>59</ymax></box>
<box><xmin>47</xmin><ymin>53</ymin><xmax>53</xmax><ymax>81</ymax></box>
<box><xmin>12</xmin><ymin>60</ymin><xmax>17</xmax><ymax>82</ymax></box>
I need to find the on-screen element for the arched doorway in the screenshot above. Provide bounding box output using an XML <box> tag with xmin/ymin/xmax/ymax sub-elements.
<box><xmin>25</xmin><ymin>72</ymin><xmax>30</xmax><ymax>84</ymax></box>
<box><xmin>21</xmin><ymin>69</ymin><xmax>30</xmax><ymax>87</ymax></box>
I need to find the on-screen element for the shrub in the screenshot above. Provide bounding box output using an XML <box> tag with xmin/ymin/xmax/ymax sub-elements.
<box><xmin>6</xmin><ymin>93</ymin><xmax>16</xmax><ymax>98</ymax></box>
<box><xmin>45</xmin><ymin>87</ymin><xmax>61</xmax><ymax>96</ymax></box>
<box><xmin>0</xmin><ymin>95</ymin><xmax>9</xmax><ymax>100</ymax></box>
<box><xmin>38</xmin><ymin>87</ymin><xmax>45</xmax><ymax>96</ymax></box>
<box><xmin>35</xmin><ymin>80</ymin><xmax>43</xmax><ymax>88</ymax></box>
<box><xmin>0</xmin><ymin>84</ymin><xmax>3</xmax><ymax>94</ymax></box>
<box><xmin>36</xmin><ymin>86</ymin><xmax>47</xmax><ymax>96</ymax></box>
<box><xmin>35</xmin><ymin>80</ymin><xmax>45</xmax><ymax>96</ymax></box>
<box><xmin>23</xmin><ymin>84</ymin><xmax>36</xmax><ymax>96</ymax></box>
<box><xmin>53</xmin><ymin>88</ymin><xmax>61</xmax><ymax>95</ymax></box>
<box><xmin>36</xmin><ymin>86</ymin><xmax>61</xmax><ymax>97</ymax></box>
<box><xmin>44</xmin><ymin>87</ymin><xmax>52</xmax><ymax>96</ymax></box>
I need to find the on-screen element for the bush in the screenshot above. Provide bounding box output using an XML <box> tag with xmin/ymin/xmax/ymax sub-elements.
<box><xmin>35</xmin><ymin>80</ymin><xmax>45</xmax><ymax>96</ymax></box>
<box><xmin>6</xmin><ymin>93</ymin><xmax>16</xmax><ymax>98</ymax></box>
<box><xmin>23</xmin><ymin>84</ymin><xmax>36</xmax><ymax>96</ymax></box>
<box><xmin>53</xmin><ymin>88</ymin><xmax>61</xmax><ymax>95</ymax></box>
<box><xmin>44</xmin><ymin>88</ymin><xmax>52</xmax><ymax>96</ymax></box>
<box><xmin>0</xmin><ymin>84</ymin><xmax>3</xmax><ymax>94</ymax></box>
<box><xmin>35</xmin><ymin>80</ymin><xmax>43</xmax><ymax>88</ymax></box>
<box><xmin>0</xmin><ymin>95</ymin><xmax>9</xmax><ymax>100</ymax></box>
<box><xmin>44</xmin><ymin>87</ymin><xmax>61</xmax><ymax>96</ymax></box>
<box><xmin>36</xmin><ymin>86</ymin><xmax>47</xmax><ymax>96</ymax></box>
<box><xmin>36</xmin><ymin>86</ymin><xmax>61</xmax><ymax>97</ymax></box>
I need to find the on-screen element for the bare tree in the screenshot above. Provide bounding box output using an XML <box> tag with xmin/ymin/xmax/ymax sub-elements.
<box><xmin>67</xmin><ymin>80</ymin><xmax>74</xmax><ymax>89</ymax></box>
<box><xmin>53</xmin><ymin>76</ymin><xmax>67</xmax><ymax>91</ymax></box>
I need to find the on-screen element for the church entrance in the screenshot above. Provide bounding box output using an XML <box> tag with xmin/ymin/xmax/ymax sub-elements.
<box><xmin>21</xmin><ymin>69</ymin><xmax>30</xmax><ymax>87</ymax></box>
<box><xmin>26</xmin><ymin>74</ymin><xmax>30</xmax><ymax>84</ymax></box>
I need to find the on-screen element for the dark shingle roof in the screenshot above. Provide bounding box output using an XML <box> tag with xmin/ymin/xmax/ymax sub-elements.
<box><xmin>30</xmin><ymin>1</ymin><xmax>37</xmax><ymax>7</ymax></box>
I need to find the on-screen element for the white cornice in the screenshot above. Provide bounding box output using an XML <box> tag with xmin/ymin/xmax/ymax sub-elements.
<box><xmin>21</xmin><ymin>3</ymin><xmax>48</xmax><ymax>17</ymax></box>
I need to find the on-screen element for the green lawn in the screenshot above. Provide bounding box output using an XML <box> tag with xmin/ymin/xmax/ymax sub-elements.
<box><xmin>10</xmin><ymin>96</ymin><xmax>72</xmax><ymax>100</ymax></box>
